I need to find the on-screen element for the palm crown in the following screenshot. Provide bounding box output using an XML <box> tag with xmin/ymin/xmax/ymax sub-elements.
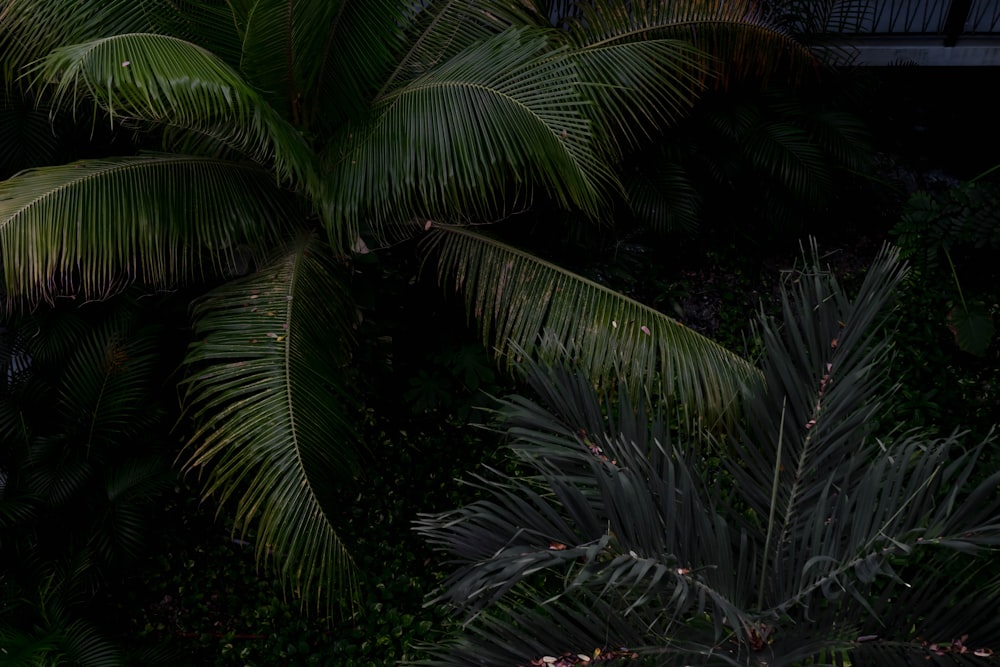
<box><xmin>1</xmin><ymin>0</ymin><xmax>817</xmax><ymax>612</ymax></box>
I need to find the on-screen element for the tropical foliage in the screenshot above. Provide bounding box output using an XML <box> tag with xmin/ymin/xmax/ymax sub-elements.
<box><xmin>413</xmin><ymin>244</ymin><xmax>1000</xmax><ymax>665</ymax></box>
<box><xmin>0</xmin><ymin>299</ymin><xmax>179</xmax><ymax>664</ymax></box>
<box><xmin>0</xmin><ymin>0</ymin><xmax>821</xmax><ymax>613</ymax></box>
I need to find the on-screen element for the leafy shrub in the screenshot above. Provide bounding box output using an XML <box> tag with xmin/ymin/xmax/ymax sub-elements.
<box><xmin>411</xmin><ymin>244</ymin><xmax>1000</xmax><ymax>666</ymax></box>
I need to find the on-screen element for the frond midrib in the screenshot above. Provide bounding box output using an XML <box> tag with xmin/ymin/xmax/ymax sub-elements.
<box><xmin>436</xmin><ymin>225</ymin><xmax>750</xmax><ymax>364</ymax></box>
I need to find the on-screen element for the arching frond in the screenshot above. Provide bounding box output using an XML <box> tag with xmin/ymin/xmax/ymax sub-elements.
<box><xmin>568</xmin><ymin>38</ymin><xmax>708</xmax><ymax>155</ymax></box>
<box><xmin>0</xmin><ymin>0</ymin><xmax>164</xmax><ymax>80</ymax></box>
<box><xmin>423</xmin><ymin>224</ymin><xmax>758</xmax><ymax>419</ymax></box>
<box><xmin>569</xmin><ymin>0</ymin><xmax>818</xmax><ymax>87</ymax></box>
<box><xmin>180</xmin><ymin>235</ymin><xmax>359</xmax><ymax>614</ymax></box>
<box><xmin>0</xmin><ymin>154</ymin><xmax>298</xmax><ymax>304</ymax></box>
<box><xmin>294</xmin><ymin>0</ymin><xmax>403</xmax><ymax>131</ymax></box>
<box><xmin>32</xmin><ymin>33</ymin><xmax>318</xmax><ymax>190</ymax></box>
<box><xmin>381</xmin><ymin>0</ymin><xmax>542</xmax><ymax>95</ymax></box>
<box><xmin>327</xmin><ymin>28</ymin><xmax>616</xmax><ymax>240</ymax></box>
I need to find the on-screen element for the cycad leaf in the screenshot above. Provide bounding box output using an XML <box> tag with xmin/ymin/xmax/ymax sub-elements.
<box><xmin>32</xmin><ymin>32</ymin><xmax>317</xmax><ymax>190</ymax></box>
<box><xmin>424</xmin><ymin>224</ymin><xmax>757</xmax><ymax>419</ymax></box>
<box><xmin>410</xmin><ymin>591</ymin><xmax>656</xmax><ymax>667</ymax></box>
<box><xmin>0</xmin><ymin>154</ymin><xmax>295</xmax><ymax>303</ymax></box>
<box><xmin>328</xmin><ymin>28</ymin><xmax>614</xmax><ymax>239</ymax></box>
<box><xmin>416</xmin><ymin>241</ymin><xmax>1000</xmax><ymax>665</ymax></box>
<box><xmin>181</xmin><ymin>234</ymin><xmax>358</xmax><ymax>613</ymax></box>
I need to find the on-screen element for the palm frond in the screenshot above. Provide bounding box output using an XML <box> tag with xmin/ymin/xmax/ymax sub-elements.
<box><xmin>423</xmin><ymin>224</ymin><xmax>758</xmax><ymax>420</ymax></box>
<box><xmin>0</xmin><ymin>0</ymin><xmax>164</xmax><ymax>80</ymax></box>
<box><xmin>624</xmin><ymin>151</ymin><xmax>703</xmax><ymax>233</ymax></box>
<box><xmin>60</xmin><ymin>618</ymin><xmax>124</xmax><ymax>667</ymax></box>
<box><xmin>291</xmin><ymin>0</ymin><xmax>405</xmax><ymax>132</ymax></box>
<box><xmin>94</xmin><ymin>457</ymin><xmax>175</xmax><ymax>564</ymax></box>
<box><xmin>180</xmin><ymin>234</ymin><xmax>359</xmax><ymax>614</ymax></box>
<box><xmin>569</xmin><ymin>38</ymin><xmax>708</xmax><ymax>155</ymax></box>
<box><xmin>0</xmin><ymin>154</ymin><xmax>297</xmax><ymax>304</ymax></box>
<box><xmin>327</xmin><ymin>27</ymin><xmax>615</xmax><ymax>239</ymax></box>
<box><xmin>31</xmin><ymin>32</ymin><xmax>318</xmax><ymax>190</ymax></box>
<box><xmin>55</xmin><ymin>312</ymin><xmax>161</xmax><ymax>450</ymax></box>
<box><xmin>566</xmin><ymin>0</ymin><xmax>818</xmax><ymax>87</ymax></box>
<box><xmin>380</xmin><ymin>0</ymin><xmax>542</xmax><ymax>95</ymax></box>
<box><xmin>808</xmin><ymin>108</ymin><xmax>872</xmax><ymax>173</ymax></box>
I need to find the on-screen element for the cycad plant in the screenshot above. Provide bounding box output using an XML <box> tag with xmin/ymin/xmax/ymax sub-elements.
<box><xmin>2</xmin><ymin>0</ymin><xmax>816</xmax><ymax>612</ymax></box>
<box><xmin>413</xmin><ymin>244</ymin><xmax>1000</xmax><ymax>666</ymax></box>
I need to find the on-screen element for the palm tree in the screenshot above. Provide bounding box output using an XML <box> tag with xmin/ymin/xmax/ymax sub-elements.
<box><xmin>0</xmin><ymin>0</ymin><xmax>816</xmax><ymax>612</ymax></box>
<box><xmin>412</xmin><ymin>243</ymin><xmax>1000</xmax><ymax>665</ymax></box>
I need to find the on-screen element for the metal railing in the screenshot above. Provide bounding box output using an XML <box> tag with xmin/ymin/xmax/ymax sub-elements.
<box><xmin>967</xmin><ymin>0</ymin><xmax>1000</xmax><ymax>33</ymax></box>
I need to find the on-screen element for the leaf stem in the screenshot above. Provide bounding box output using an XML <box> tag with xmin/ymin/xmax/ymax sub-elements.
<box><xmin>758</xmin><ymin>397</ymin><xmax>786</xmax><ymax>612</ymax></box>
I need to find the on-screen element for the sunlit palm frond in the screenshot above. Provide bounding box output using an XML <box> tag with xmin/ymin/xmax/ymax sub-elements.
<box><xmin>424</xmin><ymin>224</ymin><xmax>758</xmax><ymax>420</ymax></box>
<box><xmin>328</xmin><ymin>27</ymin><xmax>615</xmax><ymax>239</ymax></box>
<box><xmin>0</xmin><ymin>154</ymin><xmax>297</xmax><ymax>304</ymax></box>
<box><xmin>31</xmin><ymin>33</ymin><xmax>318</xmax><ymax>190</ymax></box>
<box><xmin>180</xmin><ymin>234</ymin><xmax>359</xmax><ymax>613</ymax></box>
